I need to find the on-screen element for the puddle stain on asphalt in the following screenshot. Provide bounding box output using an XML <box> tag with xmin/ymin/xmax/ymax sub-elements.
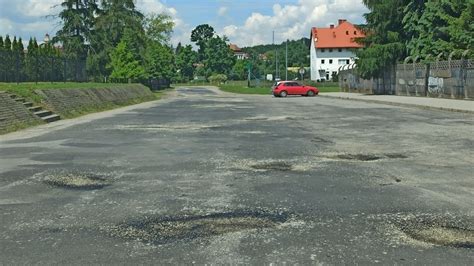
<box><xmin>104</xmin><ymin>210</ymin><xmax>289</xmax><ymax>245</ymax></box>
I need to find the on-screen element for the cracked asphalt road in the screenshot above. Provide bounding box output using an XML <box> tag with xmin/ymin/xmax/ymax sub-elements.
<box><xmin>1</xmin><ymin>87</ymin><xmax>473</xmax><ymax>264</ymax></box>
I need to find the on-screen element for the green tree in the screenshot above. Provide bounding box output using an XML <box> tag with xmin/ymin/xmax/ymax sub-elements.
<box><xmin>191</xmin><ymin>24</ymin><xmax>215</xmax><ymax>59</ymax></box>
<box><xmin>56</xmin><ymin>0</ymin><xmax>98</xmax><ymax>58</ymax></box>
<box><xmin>144</xmin><ymin>13</ymin><xmax>174</xmax><ymax>44</ymax></box>
<box><xmin>356</xmin><ymin>0</ymin><xmax>409</xmax><ymax>79</ymax></box>
<box><xmin>144</xmin><ymin>42</ymin><xmax>174</xmax><ymax>79</ymax></box>
<box><xmin>202</xmin><ymin>35</ymin><xmax>235</xmax><ymax>77</ymax></box>
<box><xmin>90</xmin><ymin>0</ymin><xmax>144</xmax><ymax>77</ymax></box>
<box><xmin>108</xmin><ymin>38</ymin><xmax>145</xmax><ymax>80</ymax></box>
<box><xmin>404</xmin><ymin>0</ymin><xmax>473</xmax><ymax>57</ymax></box>
<box><xmin>175</xmin><ymin>44</ymin><xmax>197</xmax><ymax>81</ymax></box>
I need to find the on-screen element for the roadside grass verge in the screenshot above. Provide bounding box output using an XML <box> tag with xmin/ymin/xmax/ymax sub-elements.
<box><xmin>218</xmin><ymin>80</ymin><xmax>340</xmax><ymax>95</ymax></box>
<box><xmin>153</xmin><ymin>87</ymin><xmax>175</xmax><ymax>100</ymax></box>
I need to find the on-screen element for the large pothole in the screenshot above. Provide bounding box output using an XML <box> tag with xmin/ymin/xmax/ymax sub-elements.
<box><xmin>328</xmin><ymin>153</ymin><xmax>409</xmax><ymax>162</ymax></box>
<box><xmin>43</xmin><ymin>171</ymin><xmax>110</xmax><ymax>190</ymax></box>
<box><xmin>106</xmin><ymin>210</ymin><xmax>288</xmax><ymax>244</ymax></box>
<box><xmin>395</xmin><ymin>215</ymin><xmax>473</xmax><ymax>248</ymax></box>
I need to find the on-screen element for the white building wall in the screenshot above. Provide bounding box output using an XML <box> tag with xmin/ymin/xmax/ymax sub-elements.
<box><xmin>310</xmin><ymin>47</ymin><xmax>358</xmax><ymax>81</ymax></box>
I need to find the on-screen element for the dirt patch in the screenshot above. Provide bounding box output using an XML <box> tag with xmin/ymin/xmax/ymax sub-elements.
<box><xmin>392</xmin><ymin>214</ymin><xmax>473</xmax><ymax>248</ymax></box>
<box><xmin>105</xmin><ymin>210</ymin><xmax>288</xmax><ymax>244</ymax></box>
<box><xmin>43</xmin><ymin>171</ymin><xmax>110</xmax><ymax>190</ymax></box>
<box><xmin>250</xmin><ymin>161</ymin><xmax>293</xmax><ymax>171</ymax></box>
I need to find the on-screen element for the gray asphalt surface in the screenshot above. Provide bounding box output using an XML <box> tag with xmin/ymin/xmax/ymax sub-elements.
<box><xmin>1</xmin><ymin>87</ymin><xmax>473</xmax><ymax>264</ymax></box>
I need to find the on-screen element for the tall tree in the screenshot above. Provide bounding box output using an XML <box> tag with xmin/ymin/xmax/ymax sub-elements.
<box><xmin>56</xmin><ymin>0</ymin><xmax>98</xmax><ymax>58</ymax></box>
<box><xmin>90</xmin><ymin>0</ymin><xmax>144</xmax><ymax>77</ymax></box>
<box><xmin>404</xmin><ymin>0</ymin><xmax>473</xmax><ymax>57</ymax></box>
<box><xmin>108</xmin><ymin>38</ymin><xmax>145</xmax><ymax>80</ymax></box>
<box><xmin>191</xmin><ymin>24</ymin><xmax>215</xmax><ymax>58</ymax></box>
<box><xmin>175</xmin><ymin>44</ymin><xmax>197</xmax><ymax>81</ymax></box>
<box><xmin>144</xmin><ymin>13</ymin><xmax>174</xmax><ymax>45</ymax></box>
<box><xmin>144</xmin><ymin>42</ymin><xmax>174</xmax><ymax>79</ymax></box>
<box><xmin>202</xmin><ymin>35</ymin><xmax>235</xmax><ymax>76</ymax></box>
<box><xmin>356</xmin><ymin>0</ymin><xmax>409</xmax><ymax>79</ymax></box>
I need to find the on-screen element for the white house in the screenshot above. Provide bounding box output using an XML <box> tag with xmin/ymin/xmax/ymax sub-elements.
<box><xmin>310</xmin><ymin>19</ymin><xmax>365</xmax><ymax>81</ymax></box>
<box><xmin>229</xmin><ymin>44</ymin><xmax>249</xmax><ymax>60</ymax></box>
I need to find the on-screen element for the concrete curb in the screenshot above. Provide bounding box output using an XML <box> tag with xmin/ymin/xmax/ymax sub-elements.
<box><xmin>319</xmin><ymin>94</ymin><xmax>474</xmax><ymax>114</ymax></box>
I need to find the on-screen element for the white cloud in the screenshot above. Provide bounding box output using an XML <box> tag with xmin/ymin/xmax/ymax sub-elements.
<box><xmin>136</xmin><ymin>0</ymin><xmax>191</xmax><ymax>46</ymax></box>
<box><xmin>217</xmin><ymin>0</ymin><xmax>367</xmax><ymax>47</ymax></box>
<box><xmin>218</xmin><ymin>7</ymin><xmax>228</xmax><ymax>17</ymax></box>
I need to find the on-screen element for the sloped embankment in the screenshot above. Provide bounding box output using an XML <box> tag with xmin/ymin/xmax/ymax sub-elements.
<box><xmin>34</xmin><ymin>84</ymin><xmax>156</xmax><ymax>118</ymax></box>
<box><xmin>0</xmin><ymin>92</ymin><xmax>43</xmax><ymax>134</ymax></box>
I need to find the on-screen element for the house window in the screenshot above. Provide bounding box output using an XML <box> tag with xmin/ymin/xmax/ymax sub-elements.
<box><xmin>338</xmin><ymin>48</ymin><xmax>343</xmax><ymax>52</ymax></box>
<box><xmin>321</xmin><ymin>59</ymin><xmax>325</xmax><ymax>64</ymax></box>
<box><xmin>346</xmin><ymin>59</ymin><xmax>350</xmax><ymax>64</ymax></box>
<box><xmin>329</xmin><ymin>49</ymin><xmax>333</xmax><ymax>52</ymax></box>
<box><xmin>321</xmin><ymin>49</ymin><xmax>325</xmax><ymax>53</ymax></box>
<box><xmin>329</xmin><ymin>59</ymin><xmax>333</xmax><ymax>64</ymax></box>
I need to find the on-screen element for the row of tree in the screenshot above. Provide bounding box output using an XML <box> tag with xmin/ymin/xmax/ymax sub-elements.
<box><xmin>357</xmin><ymin>0</ymin><xmax>473</xmax><ymax>79</ymax></box>
<box><xmin>0</xmin><ymin>35</ymin><xmax>80</xmax><ymax>82</ymax></box>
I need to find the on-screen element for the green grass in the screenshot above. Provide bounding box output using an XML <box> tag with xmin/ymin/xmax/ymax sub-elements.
<box><xmin>219</xmin><ymin>84</ymin><xmax>271</xmax><ymax>95</ymax></box>
<box><xmin>218</xmin><ymin>80</ymin><xmax>340</xmax><ymax>95</ymax></box>
<box><xmin>0</xmin><ymin>82</ymin><xmax>136</xmax><ymax>103</ymax></box>
<box><xmin>153</xmin><ymin>87</ymin><xmax>175</xmax><ymax>100</ymax></box>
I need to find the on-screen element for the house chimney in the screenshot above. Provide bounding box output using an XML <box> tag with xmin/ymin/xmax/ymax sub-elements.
<box><xmin>330</xmin><ymin>24</ymin><xmax>334</xmax><ymax>29</ymax></box>
<box><xmin>338</xmin><ymin>19</ymin><xmax>347</xmax><ymax>25</ymax></box>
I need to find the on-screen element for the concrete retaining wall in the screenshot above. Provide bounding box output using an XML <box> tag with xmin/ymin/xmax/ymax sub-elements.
<box><xmin>35</xmin><ymin>84</ymin><xmax>155</xmax><ymax>117</ymax></box>
<box><xmin>0</xmin><ymin>92</ymin><xmax>42</xmax><ymax>133</ymax></box>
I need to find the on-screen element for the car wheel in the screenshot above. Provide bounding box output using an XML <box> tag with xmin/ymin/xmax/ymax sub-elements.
<box><xmin>279</xmin><ymin>91</ymin><xmax>288</xmax><ymax>97</ymax></box>
<box><xmin>307</xmin><ymin>90</ymin><xmax>315</xmax><ymax>97</ymax></box>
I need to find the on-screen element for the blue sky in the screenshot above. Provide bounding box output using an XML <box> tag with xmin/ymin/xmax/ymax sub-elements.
<box><xmin>0</xmin><ymin>0</ymin><xmax>368</xmax><ymax>47</ymax></box>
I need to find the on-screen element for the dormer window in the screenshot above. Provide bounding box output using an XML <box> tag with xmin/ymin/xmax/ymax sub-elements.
<box><xmin>346</xmin><ymin>31</ymin><xmax>349</xmax><ymax>35</ymax></box>
<box><xmin>354</xmin><ymin>31</ymin><xmax>357</xmax><ymax>35</ymax></box>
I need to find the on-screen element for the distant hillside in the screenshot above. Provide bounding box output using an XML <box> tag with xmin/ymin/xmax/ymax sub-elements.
<box><xmin>241</xmin><ymin>37</ymin><xmax>311</xmax><ymax>67</ymax></box>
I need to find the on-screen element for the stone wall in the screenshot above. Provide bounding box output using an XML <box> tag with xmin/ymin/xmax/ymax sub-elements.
<box><xmin>339</xmin><ymin>59</ymin><xmax>473</xmax><ymax>99</ymax></box>
<box><xmin>0</xmin><ymin>92</ymin><xmax>42</xmax><ymax>134</ymax></box>
<box><xmin>35</xmin><ymin>84</ymin><xmax>156</xmax><ymax>117</ymax></box>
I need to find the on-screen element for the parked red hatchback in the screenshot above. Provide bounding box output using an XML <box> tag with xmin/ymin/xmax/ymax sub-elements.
<box><xmin>272</xmin><ymin>81</ymin><xmax>319</xmax><ymax>97</ymax></box>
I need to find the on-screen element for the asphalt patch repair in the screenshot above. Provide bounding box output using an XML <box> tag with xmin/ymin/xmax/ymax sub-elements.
<box><xmin>390</xmin><ymin>214</ymin><xmax>474</xmax><ymax>249</ymax></box>
<box><xmin>43</xmin><ymin>171</ymin><xmax>110</xmax><ymax>190</ymax></box>
<box><xmin>104</xmin><ymin>210</ymin><xmax>289</xmax><ymax>245</ymax></box>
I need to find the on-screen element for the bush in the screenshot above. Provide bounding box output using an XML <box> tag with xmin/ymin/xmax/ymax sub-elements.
<box><xmin>208</xmin><ymin>74</ymin><xmax>227</xmax><ymax>84</ymax></box>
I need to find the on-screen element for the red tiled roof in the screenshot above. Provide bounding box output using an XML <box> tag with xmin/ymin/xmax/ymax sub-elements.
<box><xmin>311</xmin><ymin>20</ymin><xmax>365</xmax><ymax>49</ymax></box>
<box><xmin>229</xmin><ymin>44</ymin><xmax>242</xmax><ymax>52</ymax></box>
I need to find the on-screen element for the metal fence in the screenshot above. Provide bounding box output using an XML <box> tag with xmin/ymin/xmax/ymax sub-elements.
<box><xmin>0</xmin><ymin>50</ymin><xmax>88</xmax><ymax>83</ymax></box>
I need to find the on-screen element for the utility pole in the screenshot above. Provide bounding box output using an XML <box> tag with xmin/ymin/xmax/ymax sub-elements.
<box><xmin>285</xmin><ymin>39</ymin><xmax>288</xmax><ymax>80</ymax></box>
<box><xmin>273</xmin><ymin>31</ymin><xmax>277</xmax><ymax>81</ymax></box>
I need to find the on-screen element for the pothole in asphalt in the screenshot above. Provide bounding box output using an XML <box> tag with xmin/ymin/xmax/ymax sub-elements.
<box><xmin>385</xmin><ymin>153</ymin><xmax>409</xmax><ymax>159</ymax></box>
<box><xmin>395</xmin><ymin>215</ymin><xmax>473</xmax><ymax>248</ymax></box>
<box><xmin>333</xmin><ymin>154</ymin><xmax>381</xmax><ymax>161</ymax></box>
<box><xmin>105</xmin><ymin>210</ymin><xmax>289</xmax><ymax>244</ymax></box>
<box><xmin>43</xmin><ymin>172</ymin><xmax>110</xmax><ymax>190</ymax></box>
<box><xmin>328</xmin><ymin>153</ymin><xmax>409</xmax><ymax>161</ymax></box>
<box><xmin>250</xmin><ymin>161</ymin><xmax>293</xmax><ymax>171</ymax></box>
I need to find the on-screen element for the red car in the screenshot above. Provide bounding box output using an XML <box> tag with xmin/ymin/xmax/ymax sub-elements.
<box><xmin>272</xmin><ymin>81</ymin><xmax>319</xmax><ymax>97</ymax></box>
